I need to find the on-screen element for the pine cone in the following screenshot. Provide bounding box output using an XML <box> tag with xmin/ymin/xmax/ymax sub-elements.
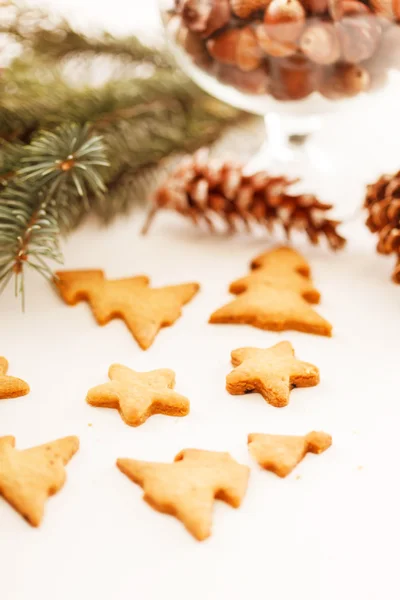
<box><xmin>365</xmin><ymin>171</ymin><xmax>400</xmax><ymax>283</ymax></box>
<box><xmin>142</xmin><ymin>149</ymin><xmax>346</xmax><ymax>250</ymax></box>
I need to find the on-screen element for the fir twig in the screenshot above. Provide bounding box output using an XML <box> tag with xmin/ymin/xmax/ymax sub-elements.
<box><xmin>1</xmin><ymin>2</ymin><xmax>172</xmax><ymax>67</ymax></box>
<box><xmin>0</xmin><ymin>123</ymin><xmax>109</xmax><ymax>303</ymax></box>
<box><xmin>0</xmin><ymin>5</ymin><xmax>245</xmax><ymax>302</ymax></box>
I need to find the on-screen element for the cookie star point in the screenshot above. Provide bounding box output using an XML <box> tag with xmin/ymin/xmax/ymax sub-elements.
<box><xmin>87</xmin><ymin>364</ymin><xmax>190</xmax><ymax>427</ymax></box>
<box><xmin>0</xmin><ymin>357</ymin><xmax>30</xmax><ymax>400</ymax></box>
<box><xmin>226</xmin><ymin>342</ymin><xmax>319</xmax><ymax>407</ymax></box>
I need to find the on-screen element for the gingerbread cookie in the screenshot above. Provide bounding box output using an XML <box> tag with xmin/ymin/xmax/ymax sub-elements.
<box><xmin>250</xmin><ymin>247</ymin><xmax>311</xmax><ymax>277</ymax></box>
<box><xmin>87</xmin><ymin>364</ymin><xmax>190</xmax><ymax>427</ymax></box>
<box><xmin>209</xmin><ymin>285</ymin><xmax>332</xmax><ymax>336</ymax></box>
<box><xmin>248</xmin><ymin>431</ymin><xmax>332</xmax><ymax>477</ymax></box>
<box><xmin>0</xmin><ymin>435</ymin><xmax>79</xmax><ymax>526</ymax></box>
<box><xmin>117</xmin><ymin>449</ymin><xmax>250</xmax><ymax>541</ymax></box>
<box><xmin>55</xmin><ymin>270</ymin><xmax>199</xmax><ymax>350</ymax></box>
<box><xmin>0</xmin><ymin>357</ymin><xmax>30</xmax><ymax>400</ymax></box>
<box><xmin>229</xmin><ymin>270</ymin><xmax>320</xmax><ymax>303</ymax></box>
<box><xmin>226</xmin><ymin>342</ymin><xmax>319</xmax><ymax>407</ymax></box>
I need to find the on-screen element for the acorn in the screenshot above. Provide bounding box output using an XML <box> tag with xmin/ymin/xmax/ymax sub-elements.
<box><xmin>236</xmin><ymin>26</ymin><xmax>263</xmax><ymax>71</ymax></box>
<box><xmin>207</xmin><ymin>29</ymin><xmax>241</xmax><ymax>64</ymax></box>
<box><xmin>368</xmin><ymin>0</ymin><xmax>400</xmax><ymax>19</ymax></box>
<box><xmin>231</xmin><ymin>0</ymin><xmax>271</xmax><ymax>18</ymax></box>
<box><xmin>256</xmin><ymin>23</ymin><xmax>297</xmax><ymax>56</ymax></box>
<box><xmin>321</xmin><ymin>63</ymin><xmax>371</xmax><ymax>98</ymax></box>
<box><xmin>300</xmin><ymin>22</ymin><xmax>341</xmax><ymax>64</ymax></box>
<box><xmin>270</xmin><ymin>55</ymin><xmax>321</xmax><ymax>100</ymax></box>
<box><xmin>207</xmin><ymin>27</ymin><xmax>262</xmax><ymax>71</ymax></box>
<box><xmin>176</xmin><ymin>25</ymin><xmax>212</xmax><ymax>67</ymax></box>
<box><xmin>328</xmin><ymin>0</ymin><xmax>369</xmax><ymax>20</ymax></box>
<box><xmin>217</xmin><ymin>63</ymin><xmax>270</xmax><ymax>93</ymax></box>
<box><xmin>339</xmin><ymin>15</ymin><xmax>382</xmax><ymax>63</ymax></box>
<box><xmin>264</xmin><ymin>0</ymin><xmax>306</xmax><ymax>43</ymax></box>
<box><xmin>181</xmin><ymin>0</ymin><xmax>231</xmax><ymax>38</ymax></box>
<box><xmin>302</xmin><ymin>0</ymin><xmax>329</xmax><ymax>14</ymax></box>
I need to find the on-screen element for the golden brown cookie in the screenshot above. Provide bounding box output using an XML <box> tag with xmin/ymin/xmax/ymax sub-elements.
<box><xmin>0</xmin><ymin>435</ymin><xmax>79</xmax><ymax>526</ymax></box>
<box><xmin>0</xmin><ymin>357</ymin><xmax>30</xmax><ymax>400</ymax></box>
<box><xmin>55</xmin><ymin>270</ymin><xmax>200</xmax><ymax>350</ymax></box>
<box><xmin>229</xmin><ymin>270</ymin><xmax>320</xmax><ymax>303</ymax></box>
<box><xmin>226</xmin><ymin>342</ymin><xmax>319</xmax><ymax>407</ymax></box>
<box><xmin>87</xmin><ymin>364</ymin><xmax>190</xmax><ymax>427</ymax></box>
<box><xmin>248</xmin><ymin>431</ymin><xmax>332</xmax><ymax>477</ymax></box>
<box><xmin>251</xmin><ymin>247</ymin><xmax>311</xmax><ymax>277</ymax></box>
<box><xmin>209</xmin><ymin>284</ymin><xmax>332</xmax><ymax>336</ymax></box>
<box><xmin>117</xmin><ymin>449</ymin><xmax>250</xmax><ymax>541</ymax></box>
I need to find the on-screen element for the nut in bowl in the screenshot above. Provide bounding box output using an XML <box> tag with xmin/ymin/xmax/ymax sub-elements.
<box><xmin>161</xmin><ymin>0</ymin><xmax>400</xmax><ymax>214</ymax></box>
<box><xmin>162</xmin><ymin>0</ymin><xmax>400</xmax><ymax>113</ymax></box>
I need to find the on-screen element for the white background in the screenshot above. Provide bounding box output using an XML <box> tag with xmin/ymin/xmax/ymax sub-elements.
<box><xmin>1</xmin><ymin>1</ymin><xmax>400</xmax><ymax>599</ymax></box>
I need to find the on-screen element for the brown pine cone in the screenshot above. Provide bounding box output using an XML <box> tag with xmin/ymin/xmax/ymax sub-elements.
<box><xmin>365</xmin><ymin>171</ymin><xmax>400</xmax><ymax>283</ymax></box>
<box><xmin>142</xmin><ymin>150</ymin><xmax>346</xmax><ymax>250</ymax></box>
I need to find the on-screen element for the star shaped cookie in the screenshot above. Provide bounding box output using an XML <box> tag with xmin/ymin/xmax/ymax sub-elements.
<box><xmin>0</xmin><ymin>435</ymin><xmax>79</xmax><ymax>526</ymax></box>
<box><xmin>248</xmin><ymin>431</ymin><xmax>332</xmax><ymax>477</ymax></box>
<box><xmin>0</xmin><ymin>357</ymin><xmax>30</xmax><ymax>399</ymax></box>
<box><xmin>117</xmin><ymin>449</ymin><xmax>250</xmax><ymax>540</ymax></box>
<box><xmin>210</xmin><ymin>285</ymin><xmax>332</xmax><ymax>336</ymax></box>
<box><xmin>55</xmin><ymin>270</ymin><xmax>200</xmax><ymax>350</ymax></box>
<box><xmin>226</xmin><ymin>342</ymin><xmax>319</xmax><ymax>407</ymax></box>
<box><xmin>87</xmin><ymin>364</ymin><xmax>190</xmax><ymax>427</ymax></box>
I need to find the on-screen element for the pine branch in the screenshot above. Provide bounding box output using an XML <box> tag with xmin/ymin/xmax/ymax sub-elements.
<box><xmin>0</xmin><ymin>62</ymin><xmax>242</xmax><ymax>220</ymax></box>
<box><xmin>0</xmin><ymin>6</ymin><xmax>246</xmax><ymax>303</ymax></box>
<box><xmin>0</xmin><ymin>123</ymin><xmax>109</xmax><ymax>303</ymax></box>
<box><xmin>1</xmin><ymin>2</ymin><xmax>172</xmax><ymax>67</ymax></box>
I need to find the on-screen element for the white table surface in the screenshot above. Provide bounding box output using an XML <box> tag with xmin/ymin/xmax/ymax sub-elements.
<box><xmin>2</xmin><ymin>2</ymin><xmax>400</xmax><ymax>600</ymax></box>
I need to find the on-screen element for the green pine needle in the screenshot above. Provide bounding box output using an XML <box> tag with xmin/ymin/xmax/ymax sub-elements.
<box><xmin>0</xmin><ymin>123</ymin><xmax>109</xmax><ymax>304</ymax></box>
<box><xmin>0</xmin><ymin>5</ymin><xmax>245</xmax><ymax>305</ymax></box>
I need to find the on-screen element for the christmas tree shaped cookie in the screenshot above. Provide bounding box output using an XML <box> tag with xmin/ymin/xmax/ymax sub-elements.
<box><xmin>0</xmin><ymin>357</ymin><xmax>30</xmax><ymax>399</ymax></box>
<box><xmin>55</xmin><ymin>270</ymin><xmax>200</xmax><ymax>349</ymax></box>
<box><xmin>210</xmin><ymin>247</ymin><xmax>331</xmax><ymax>336</ymax></box>
<box><xmin>210</xmin><ymin>285</ymin><xmax>332</xmax><ymax>336</ymax></box>
<box><xmin>0</xmin><ymin>435</ymin><xmax>79</xmax><ymax>526</ymax></box>
<box><xmin>232</xmin><ymin>246</ymin><xmax>319</xmax><ymax>301</ymax></box>
<box><xmin>248</xmin><ymin>431</ymin><xmax>332</xmax><ymax>477</ymax></box>
<box><xmin>229</xmin><ymin>269</ymin><xmax>320</xmax><ymax>302</ymax></box>
<box><xmin>87</xmin><ymin>364</ymin><xmax>190</xmax><ymax>427</ymax></box>
<box><xmin>250</xmin><ymin>247</ymin><xmax>311</xmax><ymax>276</ymax></box>
<box><xmin>226</xmin><ymin>342</ymin><xmax>319</xmax><ymax>407</ymax></box>
<box><xmin>117</xmin><ymin>449</ymin><xmax>250</xmax><ymax>540</ymax></box>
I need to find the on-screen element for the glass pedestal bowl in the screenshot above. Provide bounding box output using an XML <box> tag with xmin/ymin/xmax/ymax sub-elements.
<box><xmin>159</xmin><ymin>0</ymin><xmax>400</xmax><ymax>215</ymax></box>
